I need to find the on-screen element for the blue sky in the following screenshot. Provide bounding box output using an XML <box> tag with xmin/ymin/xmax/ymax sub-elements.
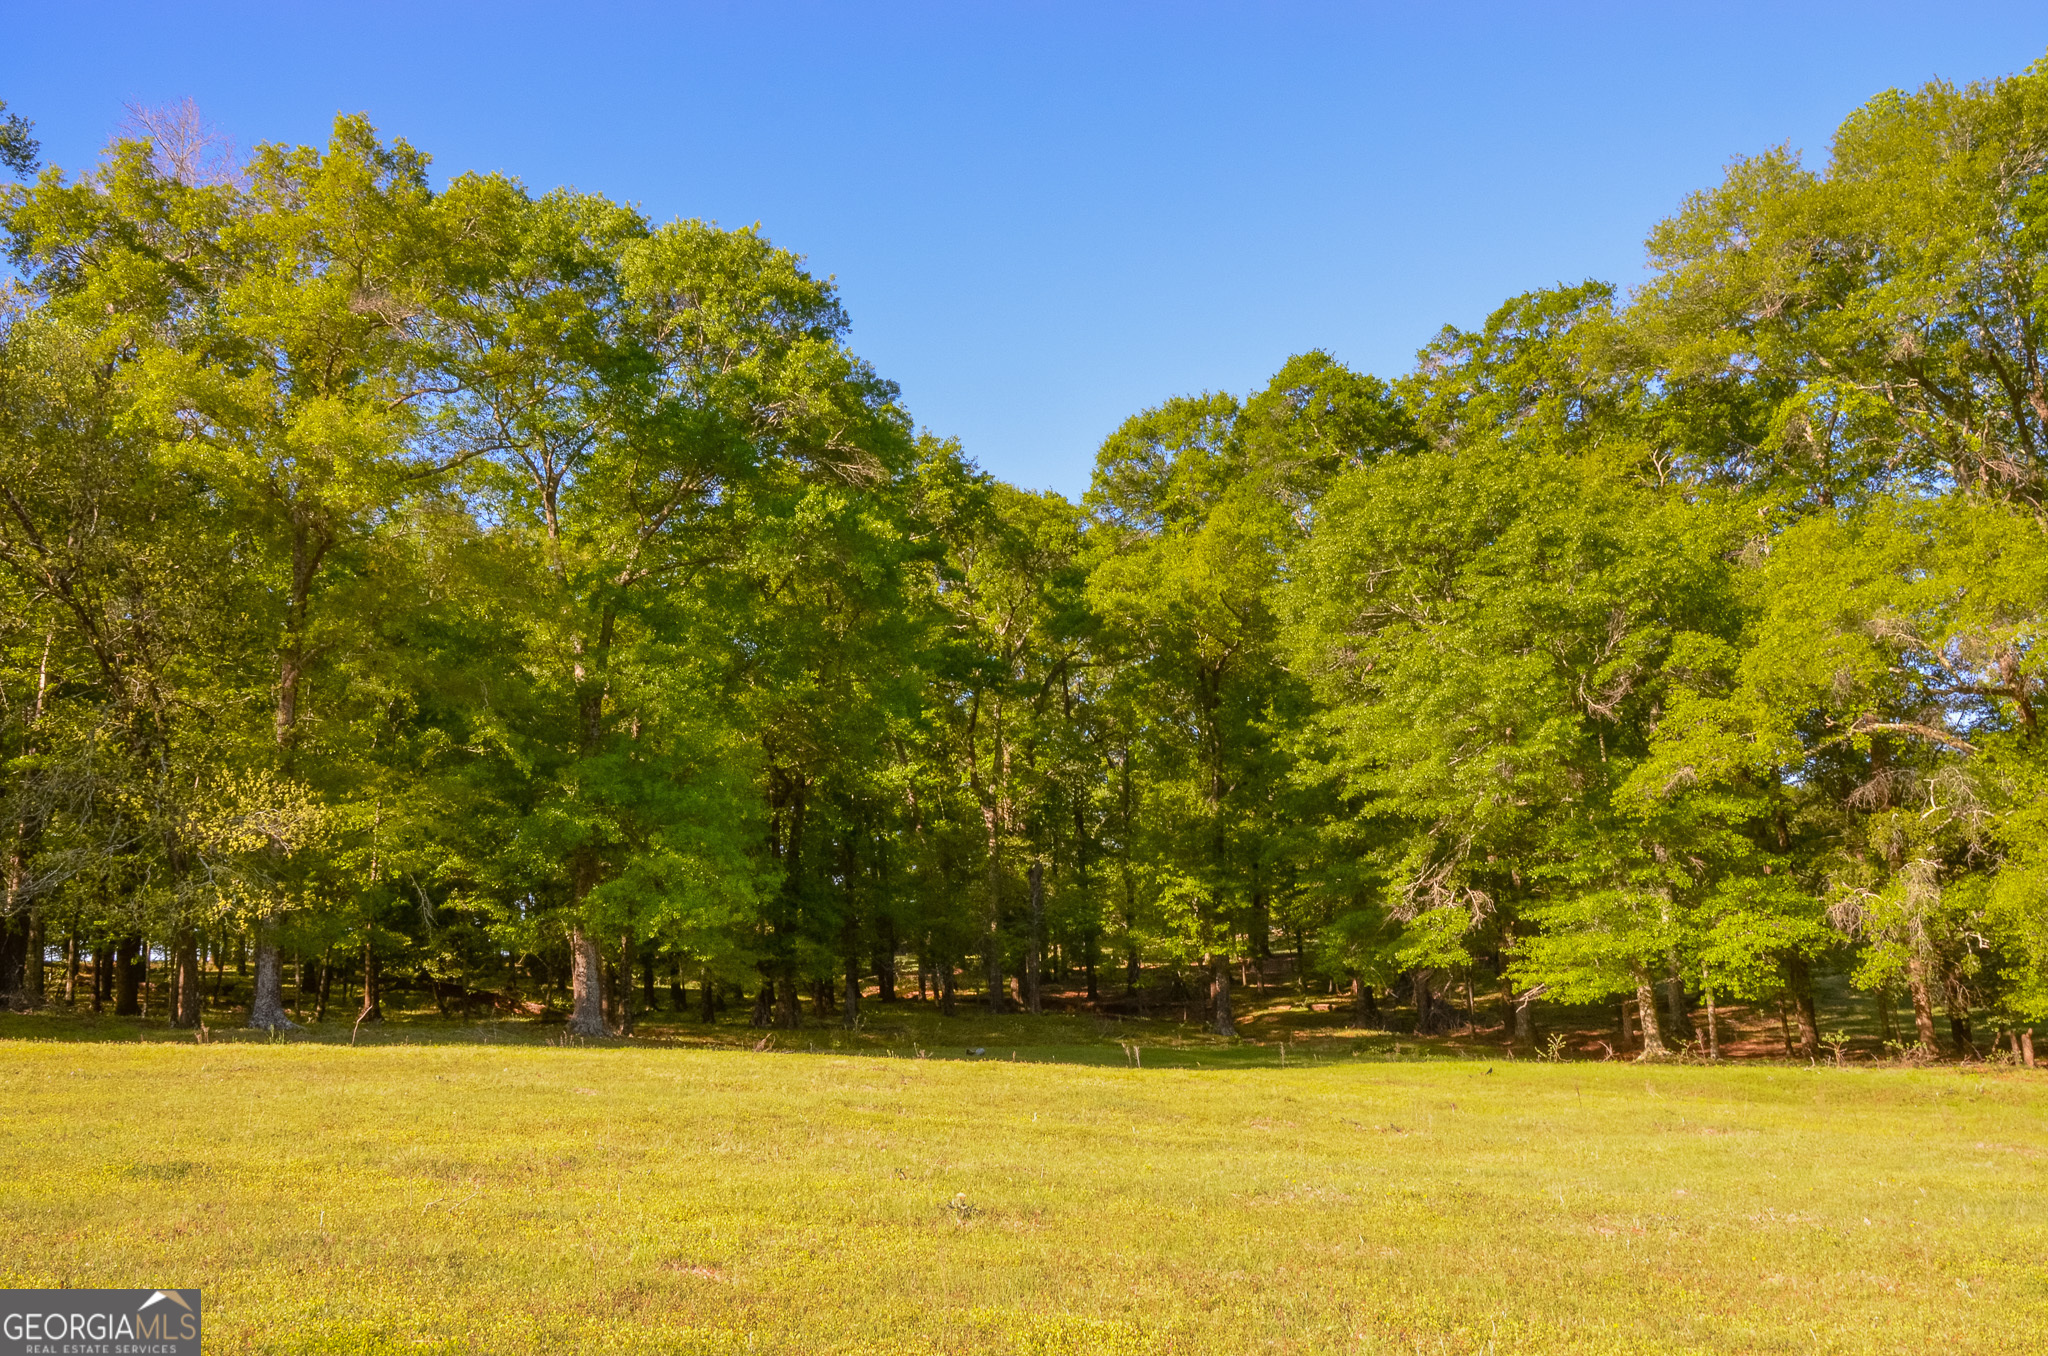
<box><xmin>6</xmin><ymin>4</ymin><xmax>2045</xmax><ymax>497</ymax></box>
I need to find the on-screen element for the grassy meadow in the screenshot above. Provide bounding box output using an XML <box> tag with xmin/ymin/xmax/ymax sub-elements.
<box><xmin>2</xmin><ymin>1002</ymin><xmax>2045</xmax><ymax>1354</ymax></box>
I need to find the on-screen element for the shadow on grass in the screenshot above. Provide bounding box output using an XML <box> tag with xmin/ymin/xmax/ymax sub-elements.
<box><xmin>5</xmin><ymin>966</ymin><xmax>2036</xmax><ymax>1073</ymax></box>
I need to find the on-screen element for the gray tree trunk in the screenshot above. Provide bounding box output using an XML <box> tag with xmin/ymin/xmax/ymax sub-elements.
<box><xmin>1784</xmin><ymin>953</ymin><xmax>1819</xmax><ymax>1057</ymax></box>
<box><xmin>776</xmin><ymin>966</ymin><xmax>801</xmax><ymax>1028</ymax></box>
<box><xmin>1661</xmin><ymin>960</ymin><xmax>1689</xmax><ymax>1042</ymax></box>
<box><xmin>1703</xmin><ymin>970</ymin><xmax>1719</xmax><ymax>1060</ymax></box>
<box><xmin>1209</xmin><ymin>953</ymin><xmax>1235</xmax><ymax>1036</ymax></box>
<box><xmin>984</xmin><ymin>930</ymin><xmax>1005</xmax><ymax>1015</ymax></box>
<box><xmin>615</xmin><ymin>931</ymin><xmax>635</xmax><ymax>1036</ymax></box>
<box><xmin>1906</xmin><ymin>954</ymin><xmax>1939</xmax><ymax>1054</ymax></box>
<box><xmin>23</xmin><ymin>911</ymin><xmax>43</xmax><ymax>1001</ymax></box>
<box><xmin>1633</xmin><ymin>972</ymin><xmax>1667</xmax><ymax>1058</ymax></box>
<box><xmin>1512</xmin><ymin>990</ymin><xmax>1537</xmax><ymax>1050</ymax></box>
<box><xmin>1412</xmin><ymin>968</ymin><xmax>1435</xmax><ymax>1034</ymax></box>
<box><xmin>248</xmin><ymin>926</ymin><xmax>295</xmax><ymax>1030</ymax></box>
<box><xmin>874</xmin><ymin>920</ymin><xmax>897</xmax><ymax>1003</ymax></box>
<box><xmin>358</xmin><ymin>932</ymin><xmax>383</xmax><ymax>1025</ymax></box>
<box><xmin>115</xmin><ymin>934</ymin><xmax>143</xmax><ymax>1017</ymax></box>
<box><xmin>1025</xmin><ymin>860</ymin><xmax>1044</xmax><ymax>1015</ymax></box>
<box><xmin>171</xmin><ymin>927</ymin><xmax>201</xmax><ymax>1028</ymax></box>
<box><xmin>564</xmin><ymin>926</ymin><xmax>608</xmax><ymax>1036</ymax></box>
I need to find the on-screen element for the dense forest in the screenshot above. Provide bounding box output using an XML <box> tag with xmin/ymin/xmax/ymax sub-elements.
<box><xmin>0</xmin><ymin>64</ymin><xmax>2044</xmax><ymax>1061</ymax></box>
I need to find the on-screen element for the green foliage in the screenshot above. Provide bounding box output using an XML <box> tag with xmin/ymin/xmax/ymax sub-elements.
<box><xmin>0</xmin><ymin>99</ymin><xmax>36</xmax><ymax>177</ymax></box>
<box><xmin>3</xmin><ymin>64</ymin><xmax>2047</xmax><ymax>1055</ymax></box>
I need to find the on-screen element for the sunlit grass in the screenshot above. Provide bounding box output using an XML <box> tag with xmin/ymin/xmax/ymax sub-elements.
<box><xmin>2</xmin><ymin>1027</ymin><xmax>2043</xmax><ymax>1354</ymax></box>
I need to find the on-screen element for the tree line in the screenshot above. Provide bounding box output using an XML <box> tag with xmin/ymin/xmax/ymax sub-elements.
<box><xmin>1</xmin><ymin>65</ymin><xmax>2045</xmax><ymax>1058</ymax></box>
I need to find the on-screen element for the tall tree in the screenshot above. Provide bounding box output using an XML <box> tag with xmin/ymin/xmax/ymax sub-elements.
<box><xmin>438</xmin><ymin>182</ymin><xmax>911</xmax><ymax>1035</ymax></box>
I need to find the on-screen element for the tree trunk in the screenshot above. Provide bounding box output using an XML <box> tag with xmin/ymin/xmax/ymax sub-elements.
<box><xmin>1661</xmin><ymin>961</ymin><xmax>1688</xmax><ymax>1043</ymax></box>
<box><xmin>314</xmin><ymin>947</ymin><xmax>332</xmax><ymax>1022</ymax></box>
<box><xmin>1512</xmin><ymin>990</ymin><xmax>1536</xmax><ymax>1051</ymax></box>
<box><xmin>776</xmin><ymin>966</ymin><xmax>801</xmax><ymax>1029</ymax></box>
<box><xmin>564</xmin><ymin>927</ymin><xmax>607</xmax><ymax>1037</ymax></box>
<box><xmin>940</xmin><ymin>955</ymin><xmax>957</xmax><ymax>1016</ymax></box>
<box><xmin>1209</xmin><ymin>953</ymin><xmax>1235</xmax><ymax>1037</ymax></box>
<box><xmin>981</xmin><ymin>790</ymin><xmax>1006</xmax><ymax>1015</ymax></box>
<box><xmin>1633</xmin><ymin>972</ymin><xmax>1667</xmax><ymax>1058</ymax></box>
<box><xmin>1947</xmin><ymin>1004</ymin><xmax>1975</xmax><ymax>1059</ymax></box>
<box><xmin>0</xmin><ymin>912</ymin><xmax>25</xmax><ymax>1002</ymax></box>
<box><xmin>615</xmin><ymin>931</ymin><xmax>636</xmax><ymax>1036</ymax></box>
<box><xmin>1906</xmin><ymin>954</ymin><xmax>1939</xmax><ymax>1054</ymax></box>
<box><xmin>875</xmin><ymin>919</ymin><xmax>897</xmax><ymax>1003</ymax></box>
<box><xmin>91</xmin><ymin>937</ymin><xmax>108</xmax><ymax>1012</ymax></box>
<box><xmin>358</xmin><ymin>930</ymin><xmax>384</xmax><ymax>1025</ymax></box>
<box><xmin>23</xmin><ymin>910</ymin><xmax>44</xmax><ymax>1001</ymax></box>
<box><xmin>248</xmin><ymin>923</ymin><xmax>293</xmax><ymax>1030</ymax></box>
<box><xmin>983</xmin><ymin>927</ymin><xmax>1006</xmax><ymax>1016</ymax></box>
<box><xmin>63</xmin><ymin>918</ymin><xmax>79</xmax><ymax>1004</ymax></box>
<box><xmin>749</xmin><ymin>980</ymin><xmax>772</xmax><ymax>1028</ymax></box>
<box><xmin>843</xmin><ymin>954</ymin><xmax>861</xmax><ymax>1029</ymax></box>
<box><xmin>171</xmin><ymin>927</ymin><xmax>201</xmax><ymax>1028</ymax></box>
<box><xmin>1702</xmin><ymin>967</ymin><xmax>1719</xmax><ymax>1060</ymax></box>
<box><xmin>2023</xmin><ymin>1029</ymin><xmax>2036</xmax><ymax>1069</ymax></box>
<box><xmin>1412</xmin><ymin>968</ymin><xmax>1434</xmax><ymax>1035</ymax></box>
<box><xmin>1941</xmin><ymin>960</ymin><xmax>1976</xmax><ymax>1057</ymax></box>
<box><xmin>669</xmin><ymin>958</ymin><xmax>683</xmax><ymax>1013</ymax></box>
<box><xmin>1783</xmin><ymin>954</ymin><xmax>1819</xmax><ymax>1058</ymax></box>
<box><xmin>1025</xmin><ymin>860</ymin><xmax>1044</xmax><ymax>1016</ymax></box>
<box><xmin>697</xmin><ymin>969</ymin><xmax>715</xmax><ymax>1023</ymax></box>
<box><xmin>114</xmin><ymin>934</ymin><xmax>143</xmax><ymax>1016</ymax></box>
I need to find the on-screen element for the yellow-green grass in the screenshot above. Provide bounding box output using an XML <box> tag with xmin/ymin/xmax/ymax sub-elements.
<box><xmin>2</xmin><ymin>1037</ymin><xmax>2044</xmax><ymax>1355</ymax></box>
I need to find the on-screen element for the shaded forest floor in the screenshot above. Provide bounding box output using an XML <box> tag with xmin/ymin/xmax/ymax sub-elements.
<box><xmin>2</xmin><ymin>965</ymin><xmax>2028</xmax><ymax>1069</ymax></box>
<box><xmin>0</xmin><ymin>1040</ymin><xmax>2042</xmax><ymax>1354</ymax></box>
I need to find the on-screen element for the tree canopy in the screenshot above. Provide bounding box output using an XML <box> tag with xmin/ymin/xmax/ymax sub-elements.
<box><xmin>5</xmin><ymin>59</ymin><xmax>2047</xmax><ymax>1060</ymax></box>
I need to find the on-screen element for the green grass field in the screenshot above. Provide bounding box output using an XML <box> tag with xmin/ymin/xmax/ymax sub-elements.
<box><xmin>2</xmin><ymin>1010</ymin><xmax>2044</xmax><ymax>1354</ymax></box>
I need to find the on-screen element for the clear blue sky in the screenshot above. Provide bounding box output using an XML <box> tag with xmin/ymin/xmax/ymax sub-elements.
<box><xmin>6</xmin><ymin>4</ymin><xmax>2045</xmax><ymax>497</ymax></box>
